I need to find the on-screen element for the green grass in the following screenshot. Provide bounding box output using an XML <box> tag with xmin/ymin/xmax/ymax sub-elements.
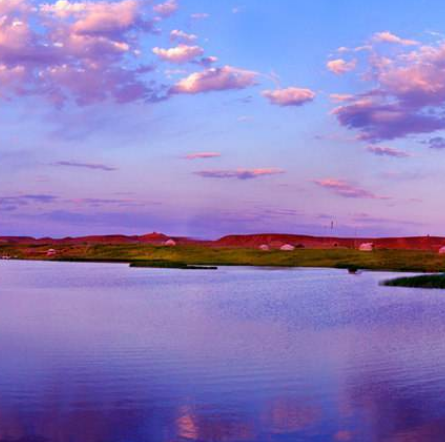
<box><xmin>2</xmin><ymin>243</ymin><xmax>445</xmax><ymax>273</ymax></box>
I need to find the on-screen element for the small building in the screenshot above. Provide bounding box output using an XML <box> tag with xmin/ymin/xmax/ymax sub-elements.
<box><xmin>165</xmin><ymin>239</ymin><xmax>177</xmax><ymax>247</ymax></box>
<box><xmin>280</xmin><ymin>244</ymin><xmax>295</xmax><ymax>251</ymax></box>
<box><xmin>439</xmin><ymin>246</ymin><xmax>445</xmax><ymax>255</ymax></box>
<box><xmin>46</xmin><ymin>249</ymin><xmax>57</xmax><ymax>257</ymax></box>
<box><xmin>359</xmin><ymin>243</ymin><xmax>374</xmax><ymax>252</ymax></box>
<box><xmin>1</xmin><ymin>255</ymin><xmax>10</xmax><ymax>260</ymax></box>
<box><xmin>259</xmin><ymin>244</ymin><xmax>270</xmax><ymax>251</ymax></box>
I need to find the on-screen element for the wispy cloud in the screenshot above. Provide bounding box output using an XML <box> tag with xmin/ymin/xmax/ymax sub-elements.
<box><xmin>314</xmin><ymin>178</ymin><xmax>388</xmax><ymax>199</ymax></box>
<box><xmin>380</xmin><ymin>170</ymin><xmax>426</xmax><ymax>181</ymax></box>
<box><xmin>54</xmin><ymin>161</ymin><xmax>118</xmax><ymax>171</ymax></box>
<box><xmin>195</xmin><ymin>168</ymin><xmax>285</xmax><ymax>180</ymax></box>
<box><xmin>366</xmin><ymin>145</ymin><xmax>411</xmax><ymax>158</ymax></box>
<box><xmin>372</xmin><ymin>31</ymin><xmax>419</xmax><ymax>46</ymax></box>
<box><xmin>329</xmin><ymin>94</ymin><xmax>354</xmax><ymax>103</ymax></box>
<box><xmin>0</xmin><ymin>194</ymin><xmax>58</xmax><ymax>211</ymax></box>
<box><xmin>352</xmin><ymin>212</ymin><xmax>424</xmax><ymax>226</ymax></box>
<box><xmin>184</xmin><ymin>152</ymin><xmax>221</xmax><ymax>160</ymax></box>
<box><xmin>424</xmin><ymin>137</ymin><xmax>445</xmax><ymax>149</ymax></box>
<box><xmin>68</xmin><ymin>197</ymin><xmax>148</xmax><ymax>208</ymax></box>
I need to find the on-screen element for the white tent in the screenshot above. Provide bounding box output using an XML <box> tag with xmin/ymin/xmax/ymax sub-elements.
<box><xmin>439</xmin><ymin>246</ymin><xmax>445</xmax><ymax>254</ymax></box>
<box><xmin>280</xmin><ymin>244</ymin><xmax>295</xmax><ymax>251</ymax></box>
<box><xmin>259</xmin><ymin>244</ymin><xmax>270</xmax><ymax>251</ymax></box>
<box><xmin>165</xmin><ymin>239</ymin><xmax>177</xmax><ymax>246</ymax></box>
<box><xmin>359</xmin><ymin>243</ymin><xmax>374</xmax><ymax>252</ymax></box>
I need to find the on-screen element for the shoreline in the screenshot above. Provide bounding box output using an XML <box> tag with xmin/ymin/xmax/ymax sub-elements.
<box><xmin>2</xmin><ymin>244</ymin><xmax>445</xmax><ymax>273</ymax></box>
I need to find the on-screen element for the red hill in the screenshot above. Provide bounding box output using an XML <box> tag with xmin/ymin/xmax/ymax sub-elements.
<box><xmin>1</xmin><ymin>232</ymin><xmax>445</xmax><ymax>251</ymax></box>
<box><xmin>214</xmin><ymin>234</ymin><xmax>445</xmax><ymax>251</ymax></box>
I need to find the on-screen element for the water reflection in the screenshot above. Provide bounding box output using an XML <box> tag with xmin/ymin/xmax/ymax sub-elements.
<box><xmin>0</xmin><ymin>262</ymin><xmax>445</xmax><ymax>441</ymax></box>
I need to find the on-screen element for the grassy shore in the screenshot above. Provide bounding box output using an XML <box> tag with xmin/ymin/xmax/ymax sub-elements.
<box><xmin>383</xmin><ymin>274</ymin><xmax>445</xmax><ymax>289</ymax></box>
<box><xmin>129</xmin><ymin>259</ymin><xmax>217</xmax><ymax>270</ymax></box>
<box><xmin>2</xmin><ymin>243</ymin><xmax>445</xmax><ymax>273</ymax></box>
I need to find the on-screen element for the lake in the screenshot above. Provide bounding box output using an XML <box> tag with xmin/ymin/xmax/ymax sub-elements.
<box><xmin>1</xmin><ymin>261</ymin><xmax>445</xmax><ymax>441</ymax></box>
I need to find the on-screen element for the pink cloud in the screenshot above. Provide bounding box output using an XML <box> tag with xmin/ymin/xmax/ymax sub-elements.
<box><xmin>74</xmin><ymin>1</ymin><xmax>142</xmax><ymax>36</ymax></box>
<box><xmin>0</xmin><ymin>0</ymin><xmax>163</xmax><ymax>105</ymax></box>
<box><xmin>372</xmin><ymin>31</ymin><xmax>418</xmax><ymax>46</ymax></box>
<box><xmin>333</xmin><ymin>34</ymin><xmax>445</xmax><ymax>141</ymax></box>
<box><xmin>195</xmin><ymin>168</ymin><xmax>284</xmax><ymax>180</ymax></box>
<box><xmin>330</xmin><ymin>93</ymin><xmax>354</xmax><ymax>102</ymax></box>
<box><xmin>327</xmin><ymin>58</ymin><xmax>357</xmax><ymax>75</ymax></box>
<box><xmin>366</xmin><ymin>145</ymin><xmax>411</xmax><ymax>158</ymax></box>
<box><xmin>153</xmin><ymin>0</ymin><xmax>178</xmax><ymax>17</ymax></box>
<box><xmin>172</xmin><ymin>66</ymin><xmax>257</xmax><ymax>94</ymax></box>
<box><xmin>153</xmin><ymin>44</ymin><xmax>204</xmax><ymax>63</ymax></box>
<box><xmin>262</xmin><ymin>87</ymin><xmax>315</xmax><ymax>107</ymax></box>
<box><xmin>41</xmin><ymin>0</ymin><xmax>147</xmax><ymax>38</ymax></box>
<box><xmin>314</xmin><ymin>178</ymin><xmax>388</xmax><ymax>199</ymax></box>
<box><xmin>333</xmin><ymin>98</ymin><xmax>445</xmax><ymax>141</ymax></box>
<box><xmin>185</xmin><ymin>152</ymin><xmax>221</xmax><ymax>160</ymax></box>
<box><xmin>170</xmin><ymin>29</ymin><xmax>197</xmax><ymax>44</ymax></box>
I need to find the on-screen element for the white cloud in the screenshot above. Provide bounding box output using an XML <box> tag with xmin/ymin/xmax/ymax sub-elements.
<box><xmin>262</xmin><ymin>87</ymin><xmax>315</xmax><ymax>107</ymax></box>
<box><xmin>327</xmin><ymin>59</ymin><xmax>357</xmax><ymax>75</ymax></box>
<box><xmin>153</xmin><ymin>44</ymin><xmax>204</xmax><ymax>63</ymax></box>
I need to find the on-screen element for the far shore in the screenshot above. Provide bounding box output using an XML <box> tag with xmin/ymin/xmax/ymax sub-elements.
<box><xmin>2</xmin><ymin>242</ymin><xmax>445</xmax><ymax>274</ymax></box>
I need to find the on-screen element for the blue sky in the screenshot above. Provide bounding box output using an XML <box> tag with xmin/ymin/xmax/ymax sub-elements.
<box><xmin>1</xmin><ymin>0</ymin><xmax>445</xmax><ymax>238</ymax></box>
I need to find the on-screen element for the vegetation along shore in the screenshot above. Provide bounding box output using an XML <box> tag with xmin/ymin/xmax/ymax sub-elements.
<box><xmin>3</xmin><ymin>240</ymin><xmax>445</xmax><ymax>275</ymax></box>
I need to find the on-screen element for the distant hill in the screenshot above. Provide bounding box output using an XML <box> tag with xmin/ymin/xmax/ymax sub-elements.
<box><xmin>215</xmin><ymin>234</ymin><xmax>445</xmax><ymax>251</ymax></box>
<box><xmin>1</xmin><ymin>232</ymin><xmax>445</xmax><ymax>251</ymax></box>
<box><xmin>0</xmin><ymin>232</ymin><xmax>200</xmax><ymax>246</ymax></box>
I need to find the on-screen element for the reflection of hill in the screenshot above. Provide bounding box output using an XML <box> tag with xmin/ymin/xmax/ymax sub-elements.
<box><xmin>261</xmin><ymin>398</ymin><xmax>321</xmax><ymax>435</ymax></box>
<box><xmin>175</xmin><ymin>405</ymin><xmax>254</xmax><ymax>441</ymax></box>
<box><xmin>0</xmin><ymin>385</ymin><xmax>328</xmax><ymax>442</ymax></box>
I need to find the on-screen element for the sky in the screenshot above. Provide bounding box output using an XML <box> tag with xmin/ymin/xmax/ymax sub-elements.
<box><xmin>2</xmin><ymin>0</ymin><xmax>445</xmax><ymax>239</ymax></box>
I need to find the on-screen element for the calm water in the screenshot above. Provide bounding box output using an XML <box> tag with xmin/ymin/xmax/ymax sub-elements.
<box><xmin>1</xmin><ymin>262</ymin><xmax>445</xmax><ymax>441</ymax></box>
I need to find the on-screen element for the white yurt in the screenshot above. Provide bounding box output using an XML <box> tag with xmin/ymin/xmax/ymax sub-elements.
<box><xmin>439</xmin><ymin>246</ymin><xmax>445</xmax><ymax>255</ymax></box>
<box><xmin>280</xmin><ymin>244</ymin><xmax>295</xmax><ymax>251</ymax></box>
<box><xmin>359</xmin><ymin>243</ymin><xmax>374</xmax><ymax>252</ymax></box>
<box><xmin>259</xmin><ymin>244</ymin><xmax>270</xmax><ymax>251</ymax></box>
<box><xmin>165</xmin><ymin>239</ymin><xmax>177</xmax><ymax>247</ymax></box>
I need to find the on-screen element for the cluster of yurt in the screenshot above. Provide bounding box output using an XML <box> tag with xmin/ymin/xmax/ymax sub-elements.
<box><xmin>46</xmin><ymin>249</ymin><xmax>57</xmax><ymax>257</ymax></box>
<box><xmin>280</xmin><ymin>244</ymin><xmax>296</xmax><ymax>251</ymax></box>
<box><xmin>258</xmin><ymin>243</ymin><xmax>296</xmax><ymax>251</ymax></box>
<box><xmin>359</xmin><ymin>243</ymin><xmax>374</xmax><ymax>252</ymax></box>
